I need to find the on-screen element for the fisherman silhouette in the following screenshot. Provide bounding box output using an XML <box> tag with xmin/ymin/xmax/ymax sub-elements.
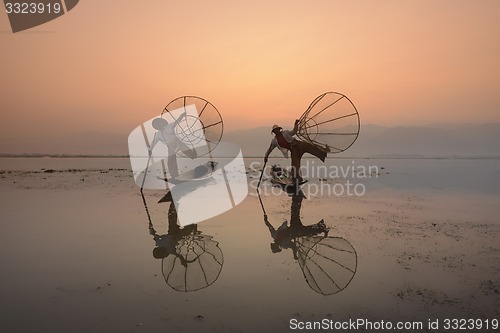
<box><xmin>264</xmin><ymin>194</ymin><xmax>329</xmax><ymax>259</ymax></box>
<box><xmin>149</xmin><ymin>111</ymin><xmax>198</xmax><ymax>179</ymax></box>
<box><xmin>144</xmin><ymin>195</ymin><xmax>224</xmax><ymax>292</ymax></box>
<box><xmin>264</xmin><ymin>119</ymin><xmax>330</xmax><ymax>185</ymax></box>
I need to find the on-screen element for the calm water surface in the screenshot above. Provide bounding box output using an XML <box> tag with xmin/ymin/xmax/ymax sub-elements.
<box><xmin>0</xmin><ymin>158</ymin><xmax>498</xmax><ymax>332</ymax></box>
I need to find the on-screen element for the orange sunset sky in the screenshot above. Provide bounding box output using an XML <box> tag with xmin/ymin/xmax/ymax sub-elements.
<box><xmin>1</xmin><ymin>0</ymin><xmax>499</xmax><ymax>140</ymax></box>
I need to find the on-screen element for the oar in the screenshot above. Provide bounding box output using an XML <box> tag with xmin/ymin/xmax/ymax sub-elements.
<box><xmin>141</xmin><ymin>191</ymin><xmax>156</xmax><ymax>237</ymax></box>
<box><xmin>140</xmin><ymin>153</ymin><xmax>152</xmax><ymax>192</ymax></box>
<box><xmin>256</xmin><ymin>160</ymin><xmax>267</xmax><ymax>189</ymax></box>
<box><xmin>257</xmin><ymin>187</ymin><xmax>267</xmax><ymax>217</ymax></box>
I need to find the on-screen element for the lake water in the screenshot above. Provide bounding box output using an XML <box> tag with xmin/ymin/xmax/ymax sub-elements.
<box><xmin>0</xmin><ymin>157</ymin><xmax>498</xmax><ymax>332</ymax></box>
<box><xmin>1</xmin><ymin>156</ymin><xmax>499</xmax><ymax>193</ymax></box>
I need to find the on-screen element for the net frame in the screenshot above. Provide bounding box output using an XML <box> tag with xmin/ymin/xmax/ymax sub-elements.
<box><xmin>161</xmin><ymin>232</ymin><xmax>224</xmax><ymax>292</ymax></box>
<box><xmin>296</xmin><ymin>235</ymin><xmax>358</xmax><ymax>295</ymax></box>
<box><xmin>297</xmin><ymin>92</ymin><xmax>360</xmax><ymax>153</ymax></box>
<box><xmin>161</xmin><ymin>96</ymin><xmax>224</xmax><ymax>157</ymax></box>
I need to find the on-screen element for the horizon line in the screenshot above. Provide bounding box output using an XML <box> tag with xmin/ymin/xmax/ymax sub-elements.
<box><xmin>1</xmin><ymin>153</ymin><xmax>499</xmax><ymax>160</ymax></box>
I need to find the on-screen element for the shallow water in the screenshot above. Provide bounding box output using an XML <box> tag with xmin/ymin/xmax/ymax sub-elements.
<box><xmin>2</xmin><ymin>156</ymin><xmax>499</xmax><ymax>194</ymax></box>
<box><xmin>0</xmin><ymin>158</ymin><xmax>499</xmax><ymax>332</ymax></box>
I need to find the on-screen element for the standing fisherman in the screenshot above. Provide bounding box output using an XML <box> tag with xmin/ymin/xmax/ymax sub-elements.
<box><xmin>264</xmin><ymin>119</ymin><xmax>330</xmax><ymax>184</ymax></box>
<box><xmin>149</xmin><ymin>111</ymin><xmax>197</xmax><ymax>179</ymax></box>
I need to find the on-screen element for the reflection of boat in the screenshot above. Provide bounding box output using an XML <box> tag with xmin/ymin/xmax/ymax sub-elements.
<box><xmin>260</xmin><ymin>191</ymin><xmax>357</xmax><ymax>295</ymax></box>
<box><xmin>142</xmin><ymin>193</ymin><xmax>224</xmax><ymax>292</ymax></box>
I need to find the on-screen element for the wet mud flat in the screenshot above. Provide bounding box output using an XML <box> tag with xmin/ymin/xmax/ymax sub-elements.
<box><xmin>0</xmin><ymin>161</ymin><xmax>499</xmax><ymax>332</ymax></box>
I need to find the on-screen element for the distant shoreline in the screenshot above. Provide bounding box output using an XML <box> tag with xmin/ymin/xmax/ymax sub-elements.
<box><xmin>0</xmin><ymin>154</ymin><xmax>129</xmax><ymax>158</ymax></box>
<box><xmin>1</xmin><ymin>154</ymin><xmax>499</xmax><ymax>160</ymax></box>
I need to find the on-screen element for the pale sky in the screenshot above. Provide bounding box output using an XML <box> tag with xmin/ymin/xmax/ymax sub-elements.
<box><xmin>1</xmin><ymin>0</ymin><xmax>499</xmax><ymax>139</ymax></box>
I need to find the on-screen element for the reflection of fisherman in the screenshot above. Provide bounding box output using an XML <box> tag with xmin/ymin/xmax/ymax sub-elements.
<box><xmin>149</xmin><ymin>201</ymin><xmax>198</xmax><ymax>265</ymax></box>
<box><xmin>264</xmin><ymin>194</ymin><xmax>329</xmax><ymax>259</ymax></box>
<box><xmin>145</xmin><ymin>196</ymin><xmax>224</xmax><ymax>292</ymax></box>
<box><xmin>263</xmin><ymin>120</ymin><xmax>330</xmax><ymax>184</ymax></box>
<box><xmin>149</xmin><ymin>111</ymin><xmax>197</xmax><ymax>179</ymax></box>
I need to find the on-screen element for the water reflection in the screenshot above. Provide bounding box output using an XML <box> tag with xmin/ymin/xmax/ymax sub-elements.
<box><xmin>141</xmin><ymin>193</ymin><xmax>224</xmax><ymax>292</ymax></box>
<box><xmin>260</xmin><ymin>192</ymin><xmax>358</xmax><ymax>295</ymax></box>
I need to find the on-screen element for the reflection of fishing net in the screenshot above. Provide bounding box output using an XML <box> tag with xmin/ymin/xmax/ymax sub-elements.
<box><xmin>162</xmin><ymin>96</ymin><xmax>223</xmax><ymax>157</ymax></box>
<box><xmin>297</xmin><ymin>92</ymin><xmax>359</xmax><ymax>153</ymax></box>
<box><xmin>296</xmin><ymin>236</ymin><xmax>357</xmax><ymax>295</ymax></box>
<box><xmin>161</xmin><ymin>232</ymin><xmax>224</xmax><ymax>292</ymax></box>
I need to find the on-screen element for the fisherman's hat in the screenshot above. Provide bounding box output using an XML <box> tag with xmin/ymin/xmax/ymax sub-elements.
<box><xmin>152</xmin><ymin>117</ymin><xmax>168</xmax><ymax>130</ymax></box>
<box><xmin>271</xmin><ymin>125</ymin><xmax>282</xmax><ymax>133</ymax></box>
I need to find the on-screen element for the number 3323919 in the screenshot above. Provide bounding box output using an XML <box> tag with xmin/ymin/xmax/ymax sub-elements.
<box><xmin>5</xmin><ymin>2</ymin><xmax>62</xmax><ymax>14</ymax></box>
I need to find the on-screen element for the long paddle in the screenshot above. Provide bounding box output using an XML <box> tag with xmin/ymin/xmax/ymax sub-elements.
<box><xmin>140</xmin><ymin>153</ymin><xmax>152</xmax><ymax>192</ymax></box>
<box><xmin>256</xmin><ymin>160</ymin><xmax>267</xmax><ymax>189</ymax></box>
